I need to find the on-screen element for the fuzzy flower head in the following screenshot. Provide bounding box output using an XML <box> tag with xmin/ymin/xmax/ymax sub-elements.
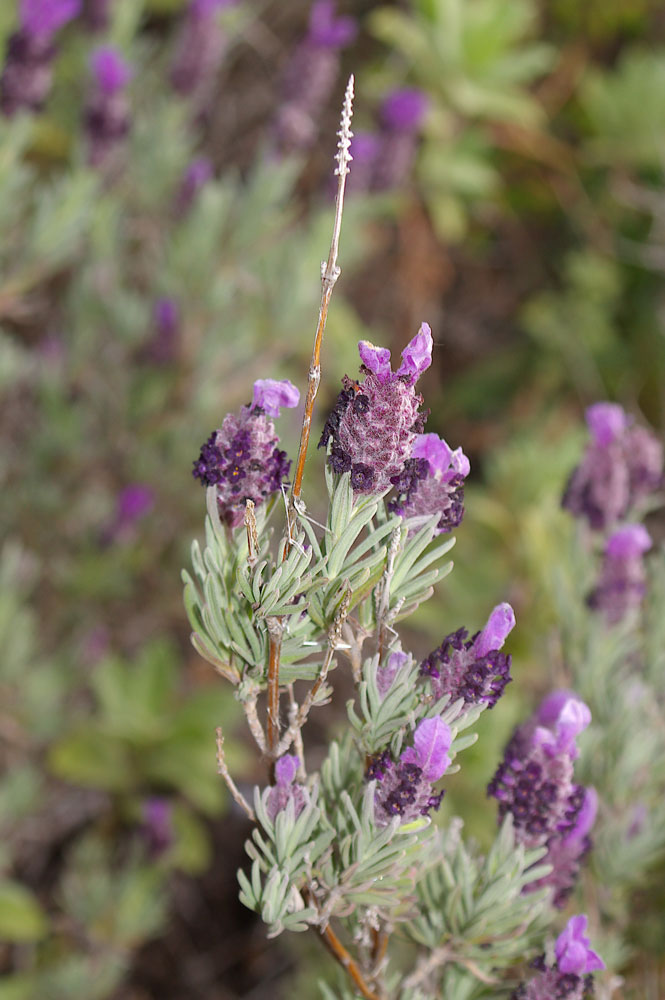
<box><xmin>588</xmin><ymin>523</ymin><xmax>652</xmax><ymax>625</ymax></box>
<box><xmin>388</xmin><ymin>431</ymin><xmax>470</xmax><ymax>533</ymax></box>
<box><xmin>90</xmin><ymin>46</ymin><xmax>132</xmax><ymax>95</ymax></box>
<box><xmin>513</xmin><ymin>914</ymin><xmax>604</xmax><ymax>1000</ymax></box>
<box><xmin>319</xmin><ymin>325</ymin><xmax>432</xmax><ymax>494</ymax></box>
<box><xmin>21</xmin><ymin>0</ymin><xmax>81</xmax><ymax>40</ymax></box>
<box><xmin>192</xmin><ymin>378</ymin><xmax>299</xmax><ymax>527</ymax></box>
<box><xmin>265</xmin><ymin>755</ymin><xmax>308</xmax><ymax>822</ymax></box>
<box><xmin>562</xmin><ymin>402</ymin><xmax>663</xmax><ymax>531</ymax></box>
<box><xmin>420</xmin><ymin>603</ymin><xmax>515</xmax><ymax>709</ymax></box>
<box><xmin>488</xmin><ymin>691</ymin><xmax>591</xmax><ymax>849</ymax></box>
<box><xmin>369</xmin><ymin>716</ymin><xmax>451</xmax><ymax>827</ymax></box>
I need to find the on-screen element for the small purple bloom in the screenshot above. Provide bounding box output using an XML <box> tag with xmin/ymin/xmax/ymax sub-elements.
<box><xmin>563</xmin><ymin>402</ymin><xmax>663</xmax><ymax>531</ymax></box>
<box><xmin>588</xmin><ymin>524</ymin><xmax>652</xmax><ymax>624</ymax></box>
<box><xmin>556</xmin><ymin>916</ymin><xmax>605</xmax><ymax>976</ymax></box>
<box><xmin>90</xmin><ymin>46</ymin><xmax>132</xmax><ymax>95</ymax></box>
<box><xmin>265</xmin><ymin>754</ymin><xmax>307</xmax><ymax>821</ymax></box>
<box><xmin>488</xmin><ymin>691</ymin><xmax>591</xmax><ymax>849</ymax></box>
<box><xmin>193</xmin><ymin>381</ymin><xmax>295</xmax><ymax>527</ymax></box>
<box><xmin>308</xmin><ymin>0</ymin><xmax>357</xmax><ymax>48</ymax></box>
<box><xmin>21</xmin><ymin>0</ymin><xmax>81</xmax><ymax>41</ymax></box>
<box><xmin>252</xmin><ymin>379</ymin><xmax>300</xmax><ymax>418</ymax></box>
<box><xmin>117</xmin><ymin>484</ymin><xmax>154</xmax><ymax>524</ymax></box>
<box><xmin>377</xmin><ymin>650</ymin><xmax>409</xmax><ymax>699</ymax></box>
<box><xmin>141</xmin><ymin>797</ymin><xmax>173</xmax><ymax>856</ymax></box>
<box><xmin>175</xmin><ymin>157</ymin><xmax>213</xmax><ymax>215</ymax></box>
<box><xmin>380</xmin><ymin>88</ymin><xmax>429</xmax><ymax>133</ymax></box>
<box><xmin>369</xmin><ymin>716</ymin><xmax>451</xmax><ymax>827</ymax></box>
<box><xmin>320</xmin><ymin>327</ymin><xmax>432</xmax><ymax>495</ymax></box>
<box><xmin>388</xmin><ymin>430</ymin><xmax>470</xmax><ymax>534</ymax></box>
<box><xmin>420</xmin><ymin>604</ymin><xmax>514</xmax><ymax>710</ymax></box>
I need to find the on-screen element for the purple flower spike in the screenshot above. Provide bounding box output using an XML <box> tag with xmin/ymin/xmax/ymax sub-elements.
<box><xmin>395</xmin><ymin>323</ymin><xmax>433</xmax><ymax>382</ymax></box>
<box><xmin>489</xmin><ymin>691</ymin><xmax>590</xmax><ymax>850</ymax></box>
<box><xmin>90</xmin><ymin>47</ymin><xmax>132</xmax><ymax>95</ymax></box>
<box><xmin>381</xmin><ymin>88</ymin><xmax>429</xmax><ymax>133</ymax></box>
<box><xmin>358</xmin><ymin>340</ymin><xmax>392</xmax><ymax>382</ymax></box>
<box><xmin>117</xmin><ymin>484</ymin><xmax>154</xmax><ymax>524</ymax></box>
<box><xmin>420</xmin><ymin>605</ymin><xmax>513</xmax><ymax>710</ymax></box>
<box><xmin>556</xmin><ymin>916</ymin><xmax>605</xmax><ymax>975</ymax></box>
<box><xmin>474</xmin><ymin>602</ymin><xmax>516</xmax><ymax>658</ymax></box>
<box><xmin>308</xmin><ymin>0</ymin><xmax>357</xmax><ymax>48</ymax></box>
<box><xmin>528</xmin><ymin>786</ymin><xmax>598</xmax><ymax>907</ymax></box>
<box><xmin>21</xmin><ymin>0</ymin><xmax>81</xmax><ymax>40</ymax></box>
<box><xmin>193</xmin><ymin>391</ymin><xmax>294</xmax><ymax>527</ymax></box>
<box><xmin>586</xmin><ymin>402</ymin><xmax>628</xmax><ymax>447</ymax></box>
<box><xmin>589</xmin><ymin>524</ymin><xmax>652</xmax><ymax>624</ymax></box>
<box><xmin>142</xmin><ymin>796</ymin><xmax>173</xmax><ymax>856</ymax></box>
<box><xmin>266</xmin><ymin>755</ymin><xmax>307</xmax><ymax>821</ymax></box>
<box><xmin>252</xmin><ymin>379</ymin><xmax>300</xmax><ymax>418</ymax></box>
<box><xmin>563</xmin><ymin>401</ymin><xmax>663</xmax><ymax>531</ymax></box>
<box><xmin>400</xmin><ymin>716</ymin><xmax>451</xmax><ymax>782</ymax></box>
<box><xmin>319</xmin><ymin>326</ymin><xmax>431</xmax><ymax>494</ymax></box>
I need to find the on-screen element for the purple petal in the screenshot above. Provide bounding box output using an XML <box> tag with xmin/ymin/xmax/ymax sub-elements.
<box><xmin>358</xmin><ymin>340</ymin><xmax>392</xmax><ymax>381</ymax></box>
<box><xmin>473</xmin><ymin>603</ymin><xmax>516</xmax><ymax>658</ymax></box>
<box><xmin>308</xmin><ymin>0</ymin><xmax>357</xmax><ymax>48</ymax></box>
<box><xmin>395</xmin><ymin>322</ymin><xmax>433</xmax><ymax>382</ymax></box>
<box><xmin>381</xmin><ymin>88</ymin><xmax>429</xmax><ymax>132</ymax></box>
<box><xmin>90</xmin><ymin>46</ymin><xmax>132</xmax><ymax>95</ymax></box>
<box><xmin>154</xmin><ymin>298</ymin><xmax>179</xmax><ymax>333</ymax></box>
<box><xmin>377</xmin><ymin>650</ymin><xmax>409</xmax><ymax>698</ymax></box>
<box><xmin>448</xmin><ymin>446</ymin><xmax>470</xmax><ymax>478</ymax></box>
<box><xmin>412</xmin><ymin>433</ymin><xmax>452</xmax><ymax>475</ymax></box>
<box><xmin>564</xmin><ymin>787</ymin><xmax>598</xmax><ymax>844</ymax></box>
<box><xmin>117</xmin><ymin>484</ymin><xmax>154</xmax><ymax>523</ymax></box>
<box><xmin>586</xmin><ymin>402</ymin><xmax>628</xmax><ymax>447</ymax></box>
<box><xmin>606</xmin><ymin>523</ymin><xmax>652</xmax><ymax>560</ymax></box>
<box><xmin>252</xmin><ymin>379</ymin><xmax>300</xmax><ymax>417</ymax></box>
<box><xmin>401</xmin><ymin>716</ymin><xmax>451</xmax><ymax>782</ymax></box>
<box><xmin>21</xmin><ymin>0</ymin><xmax>81</xmax><ymax>39</ymax></box>
<box><xmin>555</xmin><ymin>915</ymin><xmax>605</xmax><ymax>975</ymax></box>
<box><xmin>351</xmin><ymin>131</ymin><xmax>381</xmax><ymax>164</ymax></box>
<box><xmin>274</xmin><ymin>754</ymin><xmax>299</xmax><ymax>787</ymax></box>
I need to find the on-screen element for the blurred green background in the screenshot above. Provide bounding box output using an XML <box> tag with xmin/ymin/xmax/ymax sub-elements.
<box><xmin>1</xmin><ymin>0</ymin><xmax>664</xmax><ymax>996</ymax></box>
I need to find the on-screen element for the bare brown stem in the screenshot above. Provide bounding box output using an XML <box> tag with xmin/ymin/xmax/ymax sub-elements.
<box><xmin>303</xmin><ymin>888</ymin><xmax>380</xmax><ymax>1000</ymax></box>
<box><xmin>215</xmin><ymin>728</ymin><xmax>255</xmax><ymax>821</ymax></box>
<box><xmin>265</xmin><ymin>77</ymin><xmax>355</xmax><ymax>763</ymax></box>
<box><xmin>244</xmin><ymin>499</ymin><xmax>258</xmax><ymax>568</ymax></box>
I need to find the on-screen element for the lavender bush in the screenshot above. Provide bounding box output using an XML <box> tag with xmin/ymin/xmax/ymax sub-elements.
<box><xmin>183</xmin><ymin>83</ymin><xmax>607</xmax><ymax>1000</ymax></box>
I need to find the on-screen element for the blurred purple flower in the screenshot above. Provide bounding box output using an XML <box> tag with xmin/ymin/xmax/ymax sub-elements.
<box><xmin>377</xmin><ymin>649</ymin><xmax>409</xmax><ymax>699</ymax></box>
<box><xmin>84</xmin><ymin>46</ymin><xmax>132</xmax><ymax>167</ymax></box>
<box><xmin>175</xmin><ymin>157</ymin><xmax>213</xmax><ymax>215</ymax></box>
<box><xmin>513</xmin><ymin>914</ymin><xmax>604</xmax><ymax>999</ymax></box>
<box><xmin>117</xmin><ymin>484</ymin><xmax>155</xmax><ymax>525</ymax></box>
<box><xmin>588</xmin><ymin>523</ymin><xmax>652</xmax><ymax>624</ymax></box>
<box><xmin>142</xmin><ymin>298</ymin><xmax>181</xmax><ymax>365</ymax></box>
<box><xmin>265</xmin><ymin>755</ymin><xmax>308</xmax><ymax>821</ymax></box>
<box><xmin>563</xmin><ymin>402</ymin><xmax>663</xmax><ymax>531</ymax></box>
<box><xmin>528</xmin><ymin>786</ymin><xmax>598</xmax><ymax>907</ymax></box>
<box><xmin>170</xmin><ymin>0</ymin><xmax>234</xmax><ymax>105</ymax></box>
<box><xmin>380</xmin><ymin>88</ymin><xmax>429</xmax><ymax>133</ymax></box>
<box><xmin>556</xmin><ymin>915</ymin><xmax>605</xmax><ymax>976</ymax></box>
<box><xmin>1</xmin><ymin>0</ymin><xmax>80</xmax><ymax>116</ymax></box>
<box><xmin>273</xmin><ymin>1</ymin><xmax>357</xmax><ymax>154</ymax></box>
<box><xmin>142</xmin><ymin>797</ymin><xmax>173</xmax><ymax>856</ymax></box>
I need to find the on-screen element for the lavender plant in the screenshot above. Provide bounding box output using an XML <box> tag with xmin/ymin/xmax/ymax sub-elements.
<box><xmin>183</xmin><ymin>81</ymin><xmax>605</xmax><ymax>999</ymax></box>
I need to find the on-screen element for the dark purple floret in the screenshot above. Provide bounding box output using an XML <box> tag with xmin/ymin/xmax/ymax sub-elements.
<box><xmin>368</xmin><ymin>717</ymin><xmax>451</xmax><ymax>827</ymax></box>
<box><xmin>192</xmin><ymin>379</ymin><xmax>299</xmax><ymax>527</ymax></box>
<box><xmin>84</xmin><ymin>48</ymin><xmax>132</xmax><ymax>168</ymax></box>
<box><xmin>350</xmin><ymin>463</ymin><xmax>376</xmax><ymax>491</ymax></box>
<box><xmin>0</xmin><ymin>30</ymin><xmax>55</xmax><ymax>116</ymax></box>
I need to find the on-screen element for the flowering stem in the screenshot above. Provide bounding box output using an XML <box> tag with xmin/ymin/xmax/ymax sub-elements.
<box><xmin>266</xmin><ymin>76</ymin><xmax>354</xmax><ymax>763</ymax></box>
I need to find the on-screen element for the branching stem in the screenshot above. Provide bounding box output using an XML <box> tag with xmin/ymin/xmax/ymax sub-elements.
<box><xmin>215</xmin><ymin>728</ymin><xmax>255</xmax><ymax>821</ymax></box>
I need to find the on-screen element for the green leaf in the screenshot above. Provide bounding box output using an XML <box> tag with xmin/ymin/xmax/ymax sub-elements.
<box><xmin>0</xmin><ymin>881</ymin><xmax>48</xmax><ymax>941</ymax></box>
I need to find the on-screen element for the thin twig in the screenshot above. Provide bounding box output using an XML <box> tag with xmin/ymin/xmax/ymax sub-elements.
<box><xmin>400</xmin><ymin>945</ymin><xmax>451</xmax><ymax>993</ymax></box>
<box><xmin>243</xmin><ymin>684</ymin><xmax>267</xmax><ymax>753</ymax></box>
<box><xmin>276</xmin><ymin>586</ymin><xmax>351</xmax><ymax>757</ymax></box>
<box><xmin>265</xmin><ymin>77</ymin><xmax>355</xmax><ymax>764</ymax></box>
<box><xmin>303</xmin><ymin>888</ymin><xmax>380</xmax><ymax>1000</ymax></box>
<box><xmin>287</xmin><ymin>683</ymin><xmax>307</xmax><ymax>780</ymax></box>
<box><xmin>215</xmin><ymin>728</ymin><xmax>255</xmax><ymax>821</ymax></box>
<box><xmin>244</xmin><ymin>499</ymin><xmax>258</xmax><ymax>568</ymax></box>
<box><xmin>290</xmin><ymin>74</ymin><xmax>354</xmax><ymax>508</ymax></box>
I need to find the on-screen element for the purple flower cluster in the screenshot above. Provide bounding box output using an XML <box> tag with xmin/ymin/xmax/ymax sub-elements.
<box><xmin>192</xmin><ymin>378</ymin><xmax>299</xmax><ymax>528</ymax></box>
<box><xmin>513</xmin><ymin>914</ymin><xmax>604</xmax><ymax>999</ymax></box>
<box><xmin>368</xmin><ymin>716</ymin><xmax>451</xmax><ymax>827</ymax></box>
<box><xmin>84</xmin><ymin>46</ymin><xmax>132</xmax><ymax>167</ymax></box>
<box><xmin>563</xmin><ymin>403</ymin><xmax>662</xmax><ymax>531</ymax></box>
<box><xmin>420</xmin><ymin>603</ymin><xmax>515</xmax><ymax>709</ymax></box>
<box><xmin>488</xmin><ymin>691</ymin><xmax>596</xmax><ymax>906</ymax></box>
<box><xmin>587</xmin><ymin>523</ymin><xmax>652</xmax><ymax>624</ymax></box>
<box><xmin>273</xmin><ymin>1</ymin><xmax>357</xmax><ymax>154</ymax></box>
<box><xmin>0</xmin><ymin>0</ymin><xmax>81</xmax><ymax>116</ymax></box>
<box><xmin>170</xmin><ymin>0</ymin><xmax>234</xmax><ymax>106</ymax></box>
<box><xmin>359</xmin><ymin>88</ymin><xmax>429</xmax><ymax>193</ymax></box>
<box><xmin>266</xmin><ymin>755</ymin><xmax>308</xmax><ymax>821</ymax></box>
<box><xmin>320</xmin><ymin>325</ymin><xmax>469</xmax><ymax>533</ymax></box>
